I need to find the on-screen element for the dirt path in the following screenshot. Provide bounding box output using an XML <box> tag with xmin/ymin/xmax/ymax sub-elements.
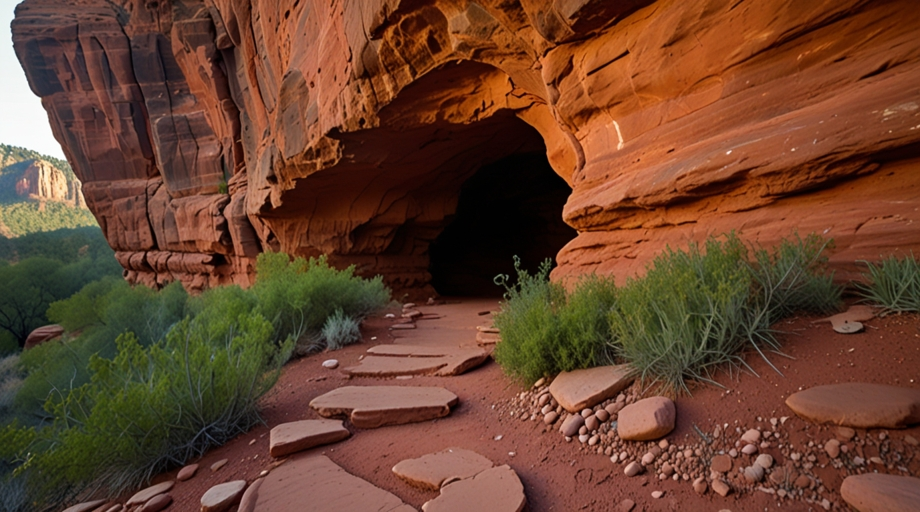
<box><xmin>145</xmin><ymin>299</ymin><xmax>920</xmax><ymax>511</ymax></box>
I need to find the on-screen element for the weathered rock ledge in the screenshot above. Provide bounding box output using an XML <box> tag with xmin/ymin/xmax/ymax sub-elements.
<box><xmin>13</xmin><ymin>0</ymin><xmax>920</xmax><ymax>293</ymax></box>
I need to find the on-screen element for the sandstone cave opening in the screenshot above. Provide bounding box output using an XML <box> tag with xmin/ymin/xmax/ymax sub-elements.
<box><xmin>428</xmin><ymin>152</ymin><xmax>577</xmax><ymax>296</ymax></box>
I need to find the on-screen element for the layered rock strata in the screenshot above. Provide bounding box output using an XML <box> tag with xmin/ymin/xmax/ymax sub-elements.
<box><xmin>13</xmin><ymin>0</ymin><xmax>920</xmax><ymax>292</ymax></box>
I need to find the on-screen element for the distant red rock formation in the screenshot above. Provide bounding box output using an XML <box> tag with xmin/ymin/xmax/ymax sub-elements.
<box><xmin>13</xmin><ymin>159</ymin><xmax>85</xmax><ymax>207</ymax></box>
<box><xmin>11</xmin><ymin>0</ymin><xmax>920</xmax><ymax>294</ymax></box>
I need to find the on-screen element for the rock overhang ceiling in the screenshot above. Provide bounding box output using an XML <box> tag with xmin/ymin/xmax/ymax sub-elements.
<box><xmin>12</xmin><ymin>0</ymin><xmax>920</xmax><ymax>294</ymax></box>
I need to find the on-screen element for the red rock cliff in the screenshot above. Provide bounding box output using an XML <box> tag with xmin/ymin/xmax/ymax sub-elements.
<box><xmin>12</xmin><ymin>0</ymin><xmax>920</xmax><ymax>293</ymax></box>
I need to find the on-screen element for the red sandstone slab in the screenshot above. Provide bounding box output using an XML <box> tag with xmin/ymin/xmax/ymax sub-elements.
<box><xmin>786</xmin><ymin>383</ymin><xmax>920</xmax><ymax>428</ymax></box>
<box><xmin>125</xmin><ymin>481</ymin><xmax>174</xmax><ymax>507</ymax></box>
<box><xmin>392</xmin><ymin>448</ymin><xmax>494</xmax><ymax>490</ymax></box>
<box><xmin>476</xmin><ymin>332</ymin><xmax>501</xmax><ymax>346</ymax></box>
<box><xmin>269</xmin><ymin>419</ymin><xmax>350</xmax><ymax>458</ymax></box>
<box><xmin>342</xmin><ymin>356</ymin><xmax>450</xmax><ymax>377</ymax></box>
<box><xmin>841</xmin><ymin>473</ymin><xmax>920</xmax><ymax>512</ymax></box>
<box><xmin>421</xmin><ymin>465</ymin><xmax>525</xmax><ymax>512</ymax></box>
<box><xmin>239</xmin><ymin>455</ymin><xmax>415</xmax><ymax>512</ymax></box>
<box><xmin>62</xmin><ymin>500</ymin><xmax>107</xmax><ymax>512</ymax></box>
<box><xmin>310</xmin><ymin>386</ymin><xmax>459</xmax><ymax>428</ymax></box>
<box><xmin>345</xmin><ymin>345</ymin><xmax>487</xmax><ymax>376</ymax></box>
<box><xmin>549</xmin><ymin>365</ymin><xmax>634</xmax><ymax>413</ymax></box>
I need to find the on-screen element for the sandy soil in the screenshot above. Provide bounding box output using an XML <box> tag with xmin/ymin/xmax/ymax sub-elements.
<box><xmin>137</xmin><ymin>298</ymin><xmax>920</xmax><ymax>512</ymax></box>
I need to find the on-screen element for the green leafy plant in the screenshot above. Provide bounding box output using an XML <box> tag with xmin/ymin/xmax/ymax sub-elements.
<box><xmin>856</xmin><ymin>253</ymin><xmax>920</xmax><ymax>314</ymax></box>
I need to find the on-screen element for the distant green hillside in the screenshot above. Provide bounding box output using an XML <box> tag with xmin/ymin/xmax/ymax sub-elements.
<box><xmin>0</xmin><ymin>143</ymin><xmax>97</xmax><ymax>237</ymax></box>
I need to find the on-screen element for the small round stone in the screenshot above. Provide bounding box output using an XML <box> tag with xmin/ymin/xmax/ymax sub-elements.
<box><xmin>624</xmin><ymin>461</ymin><xmax>643</xmax><ymax>477</ymax></box>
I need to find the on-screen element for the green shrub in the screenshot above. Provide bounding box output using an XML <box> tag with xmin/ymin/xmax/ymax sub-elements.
<box><xmin>751</xmin><ymin>233</ymin><xmax>841</xmax><ymax>318</ymax></box>
<box><xmin>5</xmin><ymin>311</ymin><xmax>292</xmax><ymax>506</ymax></box>
<box><xmin>493</xmin><ymin>258</ymin><xmax>617</xmax><ymax>385</ymax></box>
<box><xmin>321</xmin><ymin>309</ymin><xmax>362</xmax><ymax>350</ymax></box>
<box><xmin>493</xmin><ymin>233</ymin><xmax>841</xmax><ymax>393</ymax></box>
<box><xmin>610</xmin><ymin>235</ymin><xmax>766</xmax><ymax>394</ymax></box>
<box><xmin>252</xmin><ymin>252</ymin><xmax>390</xmax><ymax>354</ymax></box>
<box><xmin>856</xmin><ymin>253</ymin><xmax>920</xmax><ymax>314</ymax></box>
<box><xmin>610</xmin><ymin>233</ymin><xmax>840</xmax><ymax>394</ymax></box>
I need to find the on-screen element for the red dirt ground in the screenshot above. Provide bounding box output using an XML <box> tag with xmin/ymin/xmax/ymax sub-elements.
<box><xmin>127</xmin><ymin>298</ymin><xmax>919</xmax><ymax>512</ymax></box>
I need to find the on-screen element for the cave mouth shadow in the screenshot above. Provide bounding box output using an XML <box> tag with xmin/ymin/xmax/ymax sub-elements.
<box><xmin>428</xmin><ymin>152</ymin><xmax>577</xmax><ymax>297</ymax></box>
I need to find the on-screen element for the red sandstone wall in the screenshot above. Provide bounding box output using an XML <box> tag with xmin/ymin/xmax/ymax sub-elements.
<box><xmin>12</xmin><ymin>0</ymin><xmax>920</xmax><ymax>292</ymax></box>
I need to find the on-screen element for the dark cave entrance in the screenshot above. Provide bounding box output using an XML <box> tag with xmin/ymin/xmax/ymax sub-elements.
<box><xmin>428</xmin><ymin>152</ymin><xmax>577</xmax><ymax>296</ymax></box>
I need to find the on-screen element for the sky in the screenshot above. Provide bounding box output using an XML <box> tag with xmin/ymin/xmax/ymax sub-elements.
<box><xmin>0</xmin><ymin>0</ymin><xmax>65</xmax><ymax>158</ymax></box>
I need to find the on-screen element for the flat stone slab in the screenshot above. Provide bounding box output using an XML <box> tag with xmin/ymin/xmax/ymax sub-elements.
<box><xmin>270</xmin><ymin>419</ymin><xmax>350</xmax><ymax>458</ymax></box>
<box><xmin>549</xmin><ymin>365</ymin><xmax>634</xmax><ymax>413</ymax></box>
<box><xmin>310</xmin><ymin>386</ymin><xmax>459</xmax><ymax>428</ymax></box>
<box><xmin>476</xmin><ymin>332</ymin><xmax>501</xmax><ymax>346</ymax></box>
<box><xmin>392</xmin><ymin>448</ymin><xmax>494</xmax><ymax>490</ymax></box>
<box><xmin>786</xmin><ymin>383</ymin><xmax>920</xmax><ymax>428</ymax></box>
<box><xmin>242</xmin><ymin>455</ymin><xmax>415</xmax><ymax>512</ymax></box>
<box><xmin>125</xmin><ymin>481</ymin><xmax>174</xmax><ymax>507</ymax></box>
<box><xmin>421</xmin><ymin>465</ymin><xmax>525</xmax><ymax>512</ymax></box>
<box><xmin>201</xmin><ymin>480</ymin><xmax>246</xmax><ymax>512</ymax></box>
<box><xmin>841</xmin><ymin>473</ymin><xmax>920</xmax><ymax>512</ymax></box>
<box><xmin>62</xmin><ymin>500</ymin><xmax>107</xmax><ymax>512</ymax></box>
<box><xmin>343</xmin><ymin>345</ymin><xmax>487</xmax><ymax>377</ymax></box>
<box><xmin>818</xmin><ymin>305</ymin><xmax>876</xmax><ymax>326</ymax></box>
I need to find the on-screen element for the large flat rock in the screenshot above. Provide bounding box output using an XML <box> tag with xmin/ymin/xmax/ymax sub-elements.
<box><xmin>841</xmin><ymin>473</ymin><xmax>920</xmax><ymax>512</ymax></box>
<box><xmin>421</xmin><ymin>465</ymin><xmax>525</xmax><ymax>512</ymax></box>
<box><xmin>392</xmin><ymin>448</ymin><xmax>494</xmax><ymax>490</ymax></box>
<box><xmin>344</xmin><ymin>345</ymin><xmax>488</xmax><ymax>377</ymax></box>
<box><xmin>310</xmin><ymin>386</ymin><xmax>459</xmax><ymax>428</ymax></box>
<box><xmin>242</xmin><ymin>455</ymin><xmax>415</xmax><ymax>512</ymax></box>
<box><xmin>269</xmin><ymin>419</ymin><xmax>350</xmax><ymax>458</ymax></box>
<box><xmin>786</xmin><ymin>383</ymin><xmax>920</xmax><ymax>428</ymax></box>
<box><xmin>549</xmin><ymin>365</ymin><xmax>634</xmax><ymax>413</ymax></box>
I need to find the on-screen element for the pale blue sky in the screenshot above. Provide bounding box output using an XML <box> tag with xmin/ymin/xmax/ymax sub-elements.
<box><xmin>1</xmin><ymin>0</ymin><xmax>65</xmax><ymax>158</ymax></box>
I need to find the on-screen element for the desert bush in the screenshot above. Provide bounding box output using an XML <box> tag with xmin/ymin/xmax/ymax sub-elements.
<box><xmin>610</xmin><ymin>233</ymin><xmax>840</xmax><ymax>394</ymax></box>
<box><xmin>750</xmin><ymin>233</ymin><xmax>841</xmax><ymax>318</ymax></box>
<box><xmin>10</xmin><ymin>281</ymin><xmax>190</xmax><ymax>422</ymax></box>
<box><xmin>252</xmin><ymin>252</ymin><xmax>390</xmax><ymax>353</ymax></box>
<box><xmin>2</xmin><ymin>311</ymin><xmax>291</xmax><ymax>507</ymax></box>
<box><xmin>493</xmin><ymin>233</ymin><xmax>841</xmax><ymax>393</ymax></box>
<box><xmin>610</xmin><ymin>235</ymin><xmax>766</xmax><ymax>394</ymax></box>
<box><xmin>493</xmin><ymin>258</ymin><xmax>617</xmax><ymax>384</ymax></box>
<box><xmin>856</xmin><ymin>253</ymin><xmax>920</xmax><ymax>314</ymax></box>
<box><xmin>321</xmin><ymin>309</ymin><xmax>362</xmax><ymax>350</ymax></box>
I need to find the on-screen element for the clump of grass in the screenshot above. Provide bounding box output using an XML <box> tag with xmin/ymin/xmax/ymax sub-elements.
<box><xmin>493</xmin><ymin>257</ymin><xmax>616</xmax><ymax>385</ymax></box>
<box><xmin>610</xmin><ymin>235</ymin><xmax>761</xmax><ymax>395</ymax></box>
<box><xmin>322</xmin><ymin>310</ymin><xmax>362</xmax><ymax>350</ymax></box>
<box><xmin>612</xmin><ymin>232</ymin><xmax>840</xmax><ymax>395</ymax></box>
<box><xmin>856</xmin><ymin>253</ymin><xmax>920</xmax><ymax>314</ymax></box>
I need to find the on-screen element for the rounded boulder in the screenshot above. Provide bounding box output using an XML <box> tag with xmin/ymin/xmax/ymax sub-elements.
<box><xmin>616</xmin><ymin>397</ymin><xmax>676</xmax><ymax>441</ymax></box>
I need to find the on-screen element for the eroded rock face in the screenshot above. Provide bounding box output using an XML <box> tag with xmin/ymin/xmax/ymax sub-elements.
<box><xmin>13</xmin><ymin>0</ymin><xmax>920</xmax><ymax>294</ymax></box>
